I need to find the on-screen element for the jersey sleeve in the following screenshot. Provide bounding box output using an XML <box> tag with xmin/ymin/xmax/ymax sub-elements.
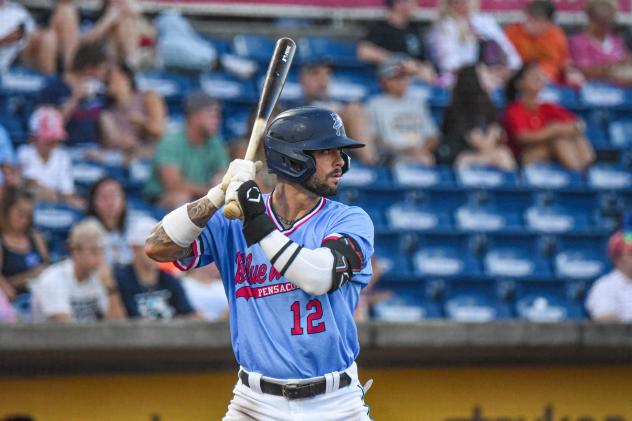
<box><xmin>173</xmin><ymin>208</ymin><xmax>229</xmax><ymax>271</ymax></box>
<box><xmin>321</xmin><ymin>206</ymin><xmax>374</xmax><ymax>286</ymax></box>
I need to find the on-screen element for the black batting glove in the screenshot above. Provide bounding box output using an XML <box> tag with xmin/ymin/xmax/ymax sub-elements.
<box><xmin>237</xmin><ymin>180</ymin><xmax>277</xmax><ymax>246</ymax></box>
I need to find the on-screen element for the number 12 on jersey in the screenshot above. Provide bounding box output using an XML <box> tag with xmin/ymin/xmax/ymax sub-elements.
<box><xmin>290</xmin><ymin>299</ymin><xmax>325</xmax><ymax>335</ymax></box>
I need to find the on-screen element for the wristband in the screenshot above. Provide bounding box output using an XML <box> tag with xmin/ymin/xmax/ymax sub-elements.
<box><xmin>206</xmin><ymin>184</ymin><xmax>225</xmax><ymax>209</ymax></box>
<box><xmin>162</xmin><ymin>204</ymin><xmax>204</xmax><ymax>248</ymax></box>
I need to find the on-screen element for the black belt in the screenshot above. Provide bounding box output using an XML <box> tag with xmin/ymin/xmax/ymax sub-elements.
<box><xmin>239</xmin><ymin>369</ymin><xmax>352</xmax><ymax>400</ymax></box>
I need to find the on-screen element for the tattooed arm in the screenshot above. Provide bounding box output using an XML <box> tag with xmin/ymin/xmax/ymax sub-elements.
<box><xmin>145</xmin><ymin>196</ymin><xmax>218</xmax><ymax>262</ymax></box>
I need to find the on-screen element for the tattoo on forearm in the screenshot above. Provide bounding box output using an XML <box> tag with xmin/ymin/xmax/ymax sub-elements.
<box><xmin>146</xmin><ymin>223</ymin><xmax>193</xmax><ymax>259</ymax></box>
<box><xmin>187</xmin><ymin>197</ymin><xmax>215</xmax><ymax>228</ymax></box>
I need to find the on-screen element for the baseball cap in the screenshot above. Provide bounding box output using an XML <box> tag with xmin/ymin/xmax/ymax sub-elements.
<box><xmin>184</xmin><ymin>91</ymin><xmax>219</xmax><ymax>116</ymax></box>
<box><xmin>608</xmin><ymin>230</ymin><xmax>632</xmax><ymax>262</ymax></box>
<box><xmin>126</xmin><ymin>216</ymin><xmax>158</xmax><ymax>247</ymax></box>
<box><xmin>28</xmin><ymin>107</ymin><xmax>67</xmax><ymax>142</ymax></box>
<box><xmin>378</xmin><ymin>55</ymin><xmax>411</xmax><ymax>79</ymax></box>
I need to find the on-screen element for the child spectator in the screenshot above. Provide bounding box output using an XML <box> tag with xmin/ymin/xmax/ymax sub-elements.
<box><xmin>0</xmin><ymin>188</ymin><xmax>49</xmax><ymax>299</ymax></box>
<box><xmin>503</xmin><ymin>62</ymin><xmax>595</xmax><ymax>170</ymax></box>
<box><xmin>569</xmin><ymin>0</ymin><xmax>632</xmax><ymax>85</ymax></box>
<box><xmin>366</xmin><ymin>55</ymin><xmax>439</xmax><ymax>165</ymax></box>
<box><xmin>357</xmin><ymin>0</ymin><xmax>436</xmax><ymax>83</ymax></box>
<box><xmin>182</xmin><ymin>263</ymin><xmax>228</xmax><ymax>321</ymax></box>
<box><xmin>427</xmin><ymin>0</ymin><xmax>521</xmax><ymax>85</ymax></box>
<box><xmin>440</xmin><ymin>65</ymin><xmax>516</xmax><ymax>170</ymax></box>
<box><xmin>115</xmin><ymin>217</ymin><xmax>198</xmax><ymax>320</ymax></box>
<box><xmin>36</xmin><ymin>43</ymin><xmax>109</xmax><ymax>145</ymax></box>
<box><xmin>31</xmin><ymin>219</ymin><xmax>126</xmax><ymax>322</ymax></box>
<box><xmin>85</xmin><ymin>177</ymin><xmax>133</xmax><ymax>267</ymax></box>
<box><xmin>586</xmin><ymin>228</ymin><xmax>632</xmax><ymax>322</ymax></box>
<box><xmin>17</xmin><ymin>107</ymin><xmax>83</xmax><ymax>208</ymax></box>
<box><xmin>100</xmin><ymin>63</ymin><xmax>166</xmax><ymax>162</ymax></box>
<box><xmin>505</xmin><ymin>0</ymin><xmax>583</xmax><ymax>85</ymax></box>
<box><xmin>145</xmin><ymin>91</ymin><xmax>229</xmax><ymax>209</ymax></box>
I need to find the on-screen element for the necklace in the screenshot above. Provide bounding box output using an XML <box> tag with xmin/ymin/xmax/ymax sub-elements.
<box><xmin>277</xmin><ymin>214</ymin><xmax>295</xmax><ymax>227</ymax></box>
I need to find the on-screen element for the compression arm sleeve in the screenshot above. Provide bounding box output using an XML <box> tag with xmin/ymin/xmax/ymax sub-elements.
<box><xmin>259</xmin><ymin>230</ymin><xmax>334</xmax><ymax>296</ymax></box>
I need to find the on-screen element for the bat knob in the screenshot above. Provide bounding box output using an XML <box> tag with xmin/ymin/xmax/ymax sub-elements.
<box><xmin>223</xmin><ymin>201</ymin><xmax>243</xmax><ymax>220</ymax></box>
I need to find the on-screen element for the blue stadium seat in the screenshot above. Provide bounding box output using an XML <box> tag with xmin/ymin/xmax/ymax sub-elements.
<box><xmin>392</xmin><ymin>163</ymin><xmax>453</xmax><ymax>187</ymax></box>
<box><xmin>200</xmin><ymin>35</ymin><xmax>231</xmax><ymax>55</ymax></box>
<box><xmin>0</xmin><ymin>113</ymin><xmax>26</xmax><ymax>145</ymax></box>
<box><xmin>233</xmin><ymin>34</ymin><xmax>276</xmax><ymax>63</ymax></box>
<box><xmin>221</xmin><ymin>103</ymin><xmax>252</xmax><ymax>141</ymax></box>
<box><xmin>608</xmin><ymin>117</ymin><xmax>632</xmax><ymax>149</ymax></box>
<box><xmin>339</xmin><ymin>163</ymin><xmax>392</xmax><ymax>188</ymax></box>
<box><xmin>456</xmin><ymin>165</ymin><xmax>518</xmax><ymax>188</ymax></box>
<box><xmin>455</xmin><ymin>203</ymin><xmax>522</xmax><ymax>233</ymax></box>
<box><xmin>297</xmin><ymin>37</ymin><xmax>363</xmax><ymax>68</ymax></box>
<box><xmin>33</xmin><ymin>203</ymin><xmax>83</xmax><ymax>235</ymax></box>
<box><xmin>514</xmin><ymin>280</ymin><xmax>585</xmax><ymax>321</ymax></box>
<box><xmin>469</xmin><ymin>189</ymin><xmax>533</xmax><ymax>214</ymax></box>
<box><xmin>273</xmin><ymin>72</ymin><xmax>303</xmax><ymax>102</ymax></box>
<box><xmin>329</xmin><ymin>72</ymin><xmax>376</xmax><ymax>102</ymax></box>
<box><xmin>413</xmin><ymin>234</ymin><xmax>481</xmax><ymax>277</ymax></box>
<box><xmin>125</xmin><ymin>158</ymin><xmax>152</xmax><ymax>196</ymax></box>
<box><xmin>71</xmin><ymin>159</ymin><xmax>126</xmax><ymax>196</ymax></box>
<box><xmin>0</xmin><ymin>67</ymin><xmax>46</xmax><ymax>95</ymax></box>
<box><xmin>522</xmin><ymin>162</ymin><xmax>584</xmax><ymax>189</ymax></box>
<box><xmin>200</xmin><ymin>72</ymin><xmax>257</xmax><ymax>103</ymax></box>
<box><xmin>443</xmin><ymin>279</ymin><xmax>511</xmax><ymax>321</ymax></box>
<box><xmin>386</xmin><ymin>202</ymin><xmax>451</xmax><ymax>232</ymax></box>
<box><xmin>524</xmin><ymin>204</ymin><xmax>591</xmax><ymax>233</ymax></box>
<box><xmin>483</xmin><ymin>234</ymin><xmax>551</xmax><ymax>279</ymax></box>
<box><xmin>374</xmin><ymin>233</ymin><xmax>414</xmax><ymax>280</ymax></box>
<box><xmin>539</xmin><ymin>84</ymin><xmax>579</xmax><ymax>109</ymax></box>
<box><xmin>372</xmin><ymin>289</ymin><xmax>442</xmax><ymax>321</ymax></box>
<box><xmin>553</xmin><ymin>234</ymin><xmax>609</xmax><ymax>280</ymax></box>
<box><xmin>587</xmin><ymin>164</ymin><xmax>632</xmax><ymax>190</ymax></box>
<box><xmin>578</xmin><ymin>109</ymin><xmax>610</xmax><ymax>150</ymax></box>
<box><xmin>580</xmin><ymin>82</ymin><xmax>626</xmax><ymax>108</ymax></box>
<box><xmin>136</xmin><ymin>71</ymin><xmax>195</xmax><ymax>109</ymax></box>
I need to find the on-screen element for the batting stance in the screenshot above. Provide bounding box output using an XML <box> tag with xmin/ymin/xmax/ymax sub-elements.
<box><xmin>145</xmin><ymin>106</ymin><xmax>374</xmax><ymax>420</ymax></box>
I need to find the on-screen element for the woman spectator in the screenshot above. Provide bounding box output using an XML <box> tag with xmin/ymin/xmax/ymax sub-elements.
<box><xmin>439</xmin><ymin>65</ymin><xmax>516</xmax><ymax>170</ymax></box>
<box><xmin>503</xmin><ymin>62</ymin><xmax>595</xmax><ymax>170</ymax></box>
<box><xmin>85</xmin><ymin>176</ymin><xmax>133</xmax><ymax>267</ymax></box>
<box><xmin>427</xmin><ymin>0</ymin><xmax>521</xmax><ymax>85</ymax></box>
<box><xmin>0</xmin><ymin>188</ymin><xmax>49</xmax><ymax>300</ymax></box>
<box><xmin>569</xmin><ymin>0</ymin><xmax>632</xmax><ymax>85</ymax></box>
<box><xmin>100</xmin><ymin>63</ymin><xmax>166</xmax><ymax>162</ymax></box>
<box><xmin>80</xmin><ymin>0</ymin><xmax>156</xmax><ymax>70</ymax></box>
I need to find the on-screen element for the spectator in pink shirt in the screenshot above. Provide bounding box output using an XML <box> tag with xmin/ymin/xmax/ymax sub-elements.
<box><xmin>569</xmin><ymin>0</ymin><xmax>632</xmax><ymax>84</ymax></box>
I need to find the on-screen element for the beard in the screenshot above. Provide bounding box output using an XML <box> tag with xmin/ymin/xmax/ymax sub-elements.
<box><xmin>302</xmin><ymin>172</ymin><xmax>339</xmax><ymax>197</ymax></box>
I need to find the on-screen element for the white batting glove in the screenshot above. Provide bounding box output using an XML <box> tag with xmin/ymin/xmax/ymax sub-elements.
<box><xmin>223</xmin><ymin>159</ymin><xmax>261</xmax><ymax>206</ymax></box>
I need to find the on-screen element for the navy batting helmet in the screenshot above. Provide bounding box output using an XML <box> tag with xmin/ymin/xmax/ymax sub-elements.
<box><xmin>264</xmin><ymin>106</ymin><xmax>364</xmax><ymax>183</ymax></box>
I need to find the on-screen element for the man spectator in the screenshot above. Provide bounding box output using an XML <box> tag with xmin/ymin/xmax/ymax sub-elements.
<box><xmin>586</xmin><ymin>228</ymin><xmax>632</xmax><ymax>322</ymax></box>
<box><xmin>115</xmin><ymin>217</ymin><xmax>198</xmax><ymax>319</ymax></box>
<box><xmin>36</xmin><ymin>43</ymin><xmax>108</xmax><ymax>145</ymax></box>
<box><xmin>17</xmin><ymin>107</ymin><xmax>83</xmax><ymax>207</ymax></box>
<box><xmin>505</xmin><ymin>0</ymin><xmax>583</xmax><ymax>85</ymax></box>
<box><xmin>32</xmin><ymin>219</ymin><xmax>126</xmax><ymax>322</ymax></box>
<box><xmin>366</xmin><ymin>55</ymin><xmax>439</xmax><ymax>165</ymax></box>
<box><xmin>357</xmin><ymin>0</ymin><xmax>436</xmax><ymax>83</ymax></box>
<box><xmin>286</xmin><ymin>59</ymin><xmax>377</xmax><ymax>164</ymax></box>
<box><xmin>145</xmin><ymin>91</ymin><xmax>229</xmax><ymax>209</ymax></box>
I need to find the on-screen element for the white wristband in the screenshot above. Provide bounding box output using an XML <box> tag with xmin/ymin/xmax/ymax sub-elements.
<box><xmin>206</xmin><ymin>184</ymin><xmax>224</xmax><ymax>209</ymax></box>
<box><xmin>162</xmin><ymin>204</ymin><xmax>204</xmax><ymax>248</ymax></box>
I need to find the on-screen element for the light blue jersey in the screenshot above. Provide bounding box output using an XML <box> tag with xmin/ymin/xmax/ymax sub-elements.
<box><xmin>175</xmin><ymin>194</ymin><xmax>374</xmax><ymax>379</ymax></box>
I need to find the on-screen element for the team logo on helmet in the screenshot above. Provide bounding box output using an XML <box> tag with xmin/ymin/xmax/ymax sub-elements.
<box><xmin>330</xmin><ymin>112</ymin><xmax>343</xmax><ymax>136</ymax></box>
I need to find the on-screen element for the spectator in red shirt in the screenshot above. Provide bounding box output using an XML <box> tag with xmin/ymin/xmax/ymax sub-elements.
<box><xmin>503</xmin><ymin>62</ymin><xmax>595</xmax><ymax>170</ymax></box>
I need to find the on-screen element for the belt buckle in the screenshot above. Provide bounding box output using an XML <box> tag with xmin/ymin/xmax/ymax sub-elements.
<box><xmin>281</xmin><ymin>382</ymin><xmax>314</xmax><ymax>400</ymax></box>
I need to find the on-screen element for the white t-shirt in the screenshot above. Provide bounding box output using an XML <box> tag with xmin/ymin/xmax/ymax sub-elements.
<box><xmin>585</xmin><ymin>269</ymin><xmax>632</xmax><ymax>322</ymax></box>
<box><xmin>182</xmin><ymin>278</ymin><xmax>227</xmax><ymax>321</ymax></box>
<box><xmin>18</xmin><ymin>145</ymin><xmax>75</xmax><ymax>195</ymax></box>
<box><xmin>366</xmin><ymin>93</ymin><xmax>438</xmax><ymax>152</ymax></box>
<box><xmin>0</xmin><ymin>2</ymin><xmax>36</xmax><ymax>72</ymax></box>
<box><xmin>33</xmin><ymin>259</ymin><xmax>108</xmax><ymax>322</ymax></box>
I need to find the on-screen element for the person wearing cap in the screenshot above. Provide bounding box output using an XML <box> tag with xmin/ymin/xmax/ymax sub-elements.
<box><xmin>17</xmin><ymin>106</ymin><xmax>83</xmax><ymax>208</ymax></box>
<box><xmin>357</xmin><ymin>0</ymin><xmax>436</xmax><ymax>84</ymax></box>
<box><xmin>585</xmin><ymin>227</ymin><xmax>632</xmax><ymax>322</ymax></box>
<box><xmin>366</xmin><ymin>55</ymin><xmax>439</xmax><ymax>165</ymax></box>
<box><xmin>31</xmin><ymin>219</ymin><xmax>126</xmax><ymax>322</ymax></box>
<box><xmin>144</xmin><ymin>90</ymin><xmax>229</xmax><ymax>209</ymax></box>
<box><xmin>115</xmin><ymin>216</ymin><xmax>198</xmax><ymax>320</ymax></box>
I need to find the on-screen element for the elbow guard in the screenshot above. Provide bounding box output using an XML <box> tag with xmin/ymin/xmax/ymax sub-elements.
<box><xmin>322</xmin><ymin>234</ymin><xmax>364</xmax><ymax>292</ymax></box>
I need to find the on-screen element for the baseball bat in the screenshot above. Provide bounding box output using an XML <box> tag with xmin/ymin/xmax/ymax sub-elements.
<box><xmin>223</xmin><ymin>37</ymin><xmax>296</xmax><ymax>219</ymax></box>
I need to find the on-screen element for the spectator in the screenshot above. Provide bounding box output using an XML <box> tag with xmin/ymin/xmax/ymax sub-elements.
<box><xmin>100</xmin><ymin>62</ymin><xmax>166</xmax><ymax>162</ymax></box>
<box><xmin>365</xmin><ymin>56</ymin><xmax>439</xmax><ymax>165</ymax></box>
<box><xmin>287</xmin><ymin>59</ymin><xmax>377</xmax><ymax>164</ymax></box>
<box><xmin>32</xmin><ymin>219</ymin><xmax>125</xmax><ymax>322</ymax></box>
<box><xmin>569</xmin><ymin>0</ymin><xmax>632</xmax><ymax>85</ymax></box>
<box><xmin>505</xmin><ymin>0</ymin><xmax>583</xmax><ymax>85</ymax></box>
<box><xmin>357</xmin><ymin>0</ymin><xmax>436</xmax><ymax>83</ymax></box>
<box><xmin>503</xmin><ymin>62</ymin><xmax>595</xmax><ymax>171</ymax></box>
<box><xmin>145</xmin><ymin>91</ymin><xmax>229</xmax><ymax>209</ymax></box>
<box><xmin>0</xmin><ymin>188</ymin><xmax>48</xmax><ymax>299</ymax></box>
<box><xmin>439</xmin><ymin>65</ymin><xmax>516</xmax><ymax>170</ymax></box>
<box><xmin>80</xmin><ymin>0</ymin><xmax>156</xmax><ymax>70</ymax></box>
<box><xmin>586</xmin><ymin>229</ymin><xmax>632</xmax><ymax>322</ymax></box>
<box><xmin>85</xmin><ymin>177</ymin><xmax>133</xmax><ymax>267</ymax></box>
<box><xmin>17</xmin><ymin>107</ymin><xmax>83</xmax><ymax>208</ymax></box>
<box><xmin>116</xmin><ymin>217</ymin><xmax>197</xmax><ymax>320</ymax></box>
<box><xmin>182</xmin><ymin>263</ymin><xmax>228</xmax><ymax>321</ymax></box>
<box><xmin>427</xmin><ymin>0</ymin><xmax>521</xmax><ymax>85</ymax></box>
<box><xmin>0</xmin><ymin>0</ymin><xmax>36</xmax><ymax>73</ymax></box>
<box><xmin>36</xmin><ymin>43</ymin><xmax>109</xmax><ymax>145</ymax></box>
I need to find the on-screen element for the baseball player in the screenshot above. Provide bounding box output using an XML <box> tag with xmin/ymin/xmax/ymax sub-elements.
<box><xmin>145</xmin><ymin>106</ymin><xmax>375</xmax><ymax>420</ymax></box>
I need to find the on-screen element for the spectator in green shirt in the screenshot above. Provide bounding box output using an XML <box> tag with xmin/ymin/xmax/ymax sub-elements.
<box><xmin>145</xmin><ymin>91</ymin><xmax>229</xmax><ymax>209</ymax></box>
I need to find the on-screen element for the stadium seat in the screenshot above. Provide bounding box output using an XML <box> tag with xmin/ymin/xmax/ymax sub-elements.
<box><xmin>553</xmin><ymin>234</ymin><xmax>609</xmax><ymax>280</ymax></box>
<box><xmin>372</xmin><ymin>289</ymin><xmax>442</xmax><ymax>321</ymax></box>
<box><xmin>386</xmin><ymin>202</ymin><xmax>451</xmax><ymax>232</ymax></box>
<box><xmin>587</xmin><ymin>164</ymin><xmax>632</xmax><ymax>190</ymax></box>
<box><xmin>297</xmin><ymin>37</ymin><xmax>364</xmax><ymax>68</ymax></box>
<box><xmin>580</xmin><ymin>82</ymin><xmax>626</xmax><ymax>108</ymax></box>
<box><xmin>455</xmin><ymin>203</ymin><xmax>522</xmax><ymax>233</ymax></box>
<box><xmin>456</xmin><ymin>165</ymin><xmax>518</xmax><ymax>188</ymax></box>
<box><xmin>339</xmin><ymin>163</ymin><xmax>391</xmax><ymax>187</ymax></box>
<box><xmin>33</xmin><ymin>203</ymin><xmax>83</xmax><ymax>235</ymax></box>
<box><xmin>514</xmin><ymin>280</ymin><xmax>586</xmax><ymax>321</ymax></box>
<box><xmin>539</xmin><ymin>84</ymin><xmax>578</xmax><ymax>109</ymax></box>
<box><xmin>200</xmin><ymin>72</ymin><xmax>257</xmax><ymax>103</ymax></box>
<box><xmin>374</xmin><ymin>232</ymin><xmax>414</xmax><ymax>280</ymax></box>
<box><xmin>125</xmin><ymin>158</ymin><xmax>152</xmax><ymax>196</ymax></box>
<box><xmin>272</xmin><ymin>72</ymin><xmax>303</xmax><ymax>102</ymax></box>
<box><xmin>0</xmin><ymin>113</ymin><xmax>26</xmax><ymax>145</ymax></box>
<box><xmin>578</xmin><ymin>109</ymin><xmax>610</xmax><ymax>150</ymax></box>
<box><xmin>233</xmin><ymin>34</ymin><xmax>276</xmax><ymax>63</ymax></box>
<box><xmin>392</xmin><ymin>163</ymin><xmax>453</xmax><ymax>187</ymax></box>
<box><xmin>329</xmin><ymin>72</ymin><xmax>377</xmax><ymax>102</ymax></box>
<box><xmin>136</xmin><ymin>71</ymin><xmax>195</xmax><ymax>111</ymax></box>
<box><xmin>608</xmin><ymin>118</ymin><xmax>632</xmax><ymax>149</ymax></box>
<box><xmin>0</xmin><ymin>67</ymin><xmax>46</xmax><ymax>95</ymax></box>
<box><xmin>443</xmin><ymin>278</ymin><xmax>512</xmax><ymax>321</ymax></box>
<box><xmin>222</xmin><ymin>102</ymin><xmax>252</xmax><ymax>141</ymax></box>
<box><xmin>413</xmin><ymin>234</ymin><xmax>481</xmax><ymax>277</ymax></box>
<box><xmin>524</xmin><ymin>204</ymin><xmax>590</xmax><ymax>233</ymax></box>
<box><xmin>483</xmin><ymin>233</ymin><xmax>551</xmax><ymax>279</ymax></box>
<box><xmin>522</xmin><ymin>162</ymin><xmax>584</xmax><ymax>189</ymax></box>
